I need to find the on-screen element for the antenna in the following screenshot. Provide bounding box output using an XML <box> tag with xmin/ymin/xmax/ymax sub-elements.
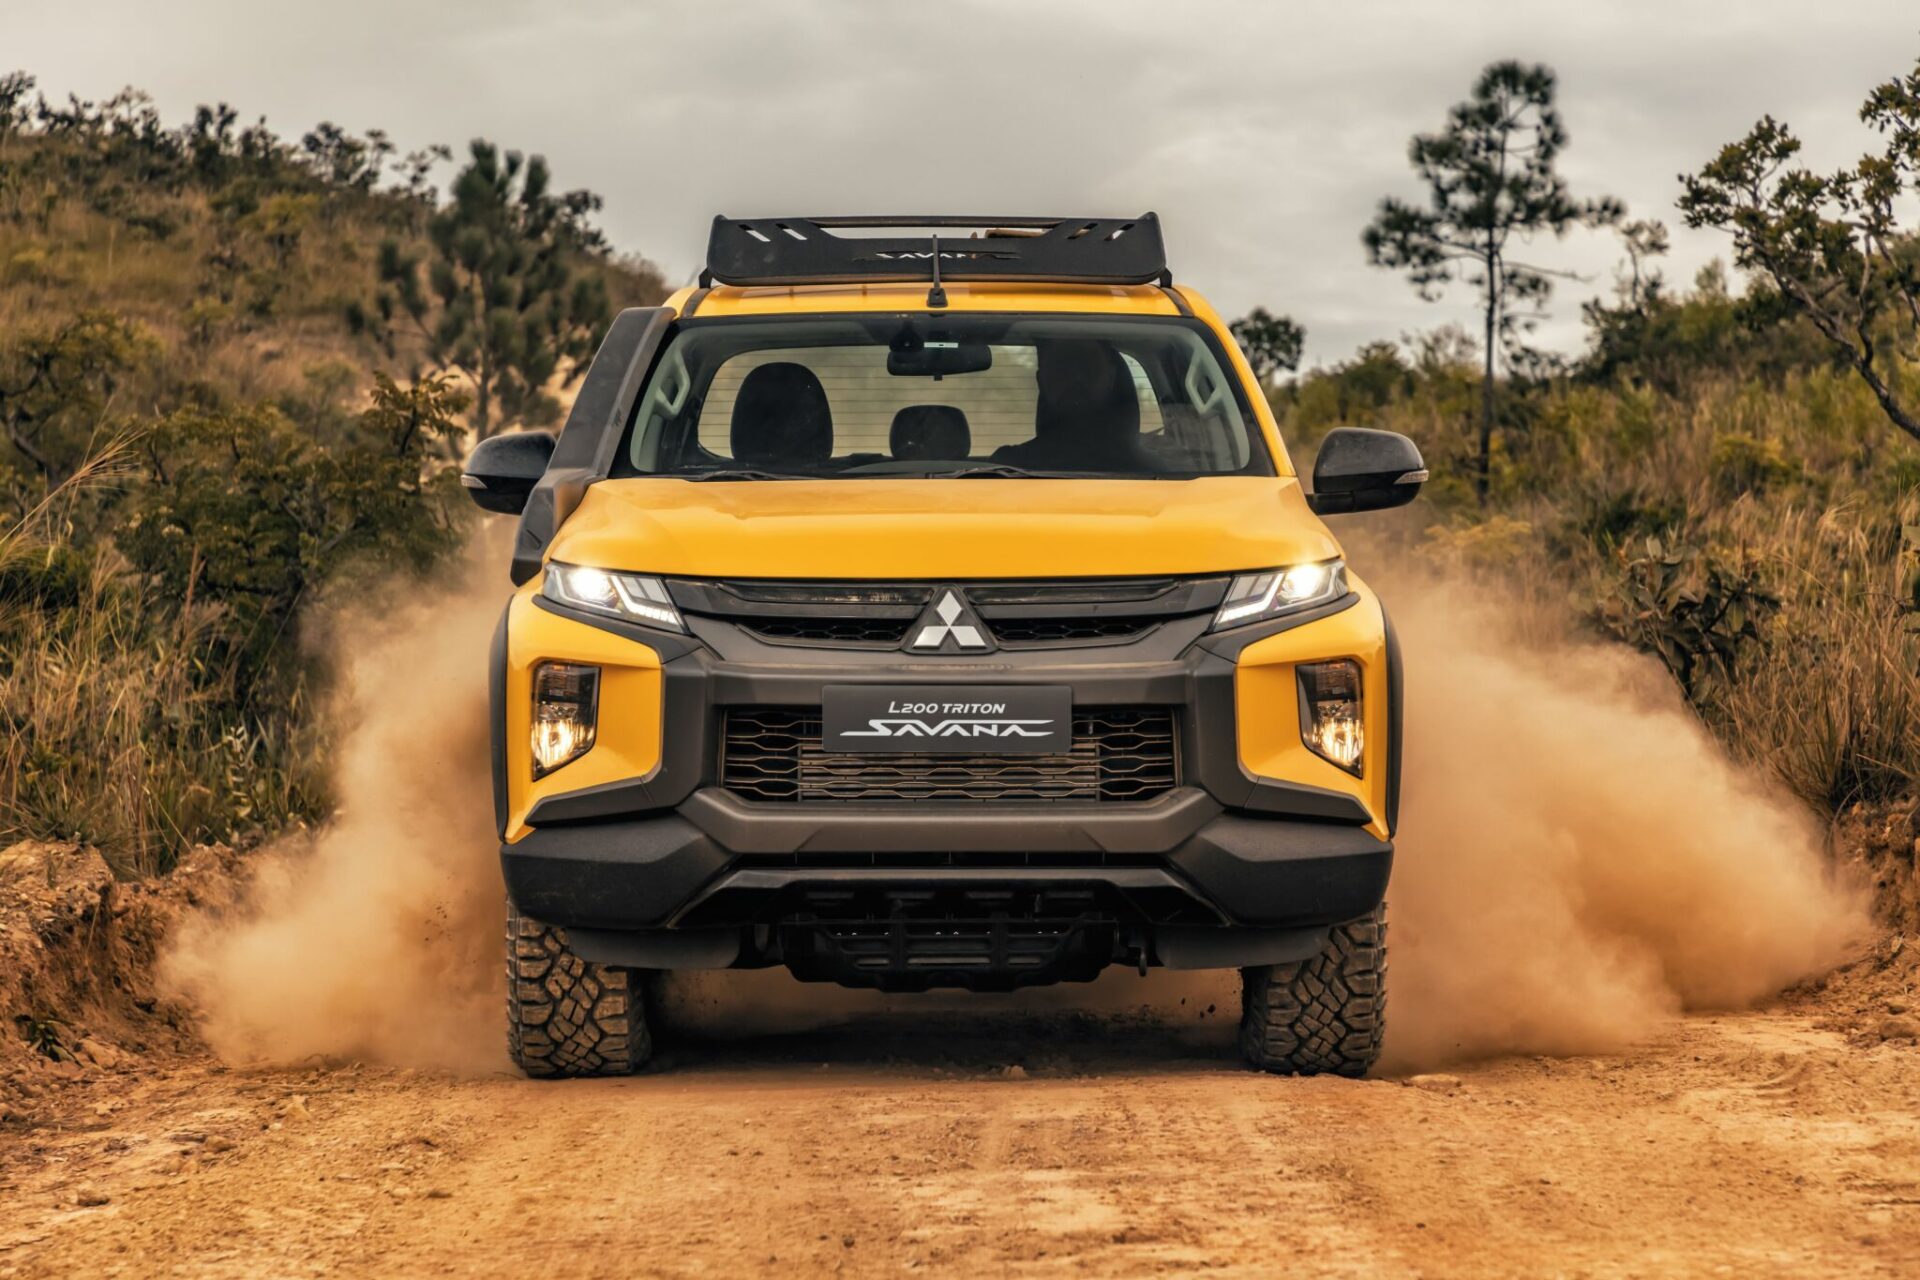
<box><xmin>926</xmin><ymin>234</ymin><xmax>947</xmax><ymax>308</ymax></box>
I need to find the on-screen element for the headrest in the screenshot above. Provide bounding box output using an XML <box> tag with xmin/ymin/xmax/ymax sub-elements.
<box><xmin>729</xmin><ymin>362</ymin><xmax>833</xmax><ymax>469</ymax></box>
<box><xmin>1034</xmin><ymin>339</ymin><xmax>1139</xmax><ymax>442</ymax></box>
<box><xmin>889</xmin><ymin>404</ymin><xmax>971</xmax><ymax>461</ymax></box>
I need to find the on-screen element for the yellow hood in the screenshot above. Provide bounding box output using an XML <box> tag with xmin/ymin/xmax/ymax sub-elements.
<box><xmin>545</xmin><ymin>477</ymin><xmax>1341</xmax><ymax>579</ymax></box>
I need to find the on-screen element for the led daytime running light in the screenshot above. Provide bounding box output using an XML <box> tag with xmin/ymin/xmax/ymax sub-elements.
<box><xmin>1211</xmin><ymin>560</ymin><xmax>1347</xmax><ymax>631</ymax></box>
<box><xmin>544</xmin><ymin>563</ymin><xmax>686</xmax><ymax>632</ymax></box>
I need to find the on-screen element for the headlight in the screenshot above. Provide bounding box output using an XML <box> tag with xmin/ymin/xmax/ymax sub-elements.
<box><xmin>1298</xmin><ymin>659</ymin><xmax>1364</xmax><ymax>775</ymax></box>
<box><xmin>543</xmin><ymin>563</ymin><xmax>685</xmax><ymax>632</ymax></box>
<box><xmin>531</xmin><ymin>661</ymin><xmax>598</xmax><ymax>778</ymax></box>
<box><xmin>1210</xmin><ymin>560</ymin><xmax>1347</xmax><ymax>630</ymax></box>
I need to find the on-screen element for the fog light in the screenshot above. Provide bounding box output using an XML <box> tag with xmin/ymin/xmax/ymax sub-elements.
<box><xmin>531</xmin><ymin>661</ymin><xmax>598</xmax><ymax>778</ymax></box>
<box><xmin>1298</xmin><ymin>660</ymin><xmax>1363</xmax><ymax>775</ymax></box>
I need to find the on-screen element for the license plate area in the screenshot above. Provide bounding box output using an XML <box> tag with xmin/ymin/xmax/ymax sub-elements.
<box><xmin>821</xmin><ymin>684</ymin><xmax>1072</xmax><ymax>755</ymax></box>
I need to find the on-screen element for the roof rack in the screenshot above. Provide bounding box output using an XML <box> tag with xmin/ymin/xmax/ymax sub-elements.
<box><xmin>701</xmin><ymin>214</ymin><xmax>1170</xmax><ymax>291</ymax></box>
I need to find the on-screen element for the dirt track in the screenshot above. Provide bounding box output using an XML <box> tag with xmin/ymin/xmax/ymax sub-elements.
<box><xmin>5</xmin><ymin>984</ymin><xmax>1920</xmax><ymax>1279</ymax></box>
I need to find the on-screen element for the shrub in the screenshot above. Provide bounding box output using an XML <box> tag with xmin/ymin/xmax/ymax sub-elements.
<box><xmin>1596</xmin><ymin>536</ymin><xmax>1781</xmax><ymax>700</ymax></box>
<box><xmin>1709</xmin><ymin>431</ymin><xmax>1805</xmax><ymax>497</ymax></box>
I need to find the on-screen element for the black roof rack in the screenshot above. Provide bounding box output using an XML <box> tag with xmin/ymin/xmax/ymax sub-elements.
<box><xmin>702</xmin><ymin>214</ymin><xmax>1169</xmax><ymax>291</ymax></box>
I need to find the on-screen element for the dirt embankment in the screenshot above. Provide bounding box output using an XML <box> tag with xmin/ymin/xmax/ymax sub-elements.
<box><xmin>0</xmin><ymin>841</ymin><xmax>243</xmax><ymax>1115</ymax></box>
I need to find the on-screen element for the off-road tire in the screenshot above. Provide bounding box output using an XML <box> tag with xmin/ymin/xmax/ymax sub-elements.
<box><xmin>1239</xmin><ymin>904</ymin><xmax>1386</xmax><ymax>1077</ymax></box>
<box><xmin>506</xmin><ymin>905</ymin><xmax>652</xmax><ymax>1078</ymax></box>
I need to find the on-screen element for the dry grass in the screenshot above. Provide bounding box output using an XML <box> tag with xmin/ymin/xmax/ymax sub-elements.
<box><xmin>1292</xmin><ymin>359</ymin><xmax>1920</xmax><ymax>813</ymax></box>
<box><xmin>0</xmin><ymin>438</ymin><xmax>326</xmax><ymax>873</ymax></box>
<box><xmin>0</xmin><ymin>560</ymin><xmax>326</xmax><ymax>875</ymax></box>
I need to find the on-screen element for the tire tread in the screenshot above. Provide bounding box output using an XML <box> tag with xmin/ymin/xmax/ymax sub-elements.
<box><xmin>1239</xmin><ymin>904</ymin><xmax>1387</xmax><ymax>1077</ymax></box>
<box><xmin>506</xmin><ymin>905</ymin><xmax>651</xmax><ymax>1078</ymax></box>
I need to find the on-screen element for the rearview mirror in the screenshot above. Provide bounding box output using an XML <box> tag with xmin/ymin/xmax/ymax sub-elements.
<box><xmin>1306</xmin><ymin>427</ymin><xmax>1427</xmax><ymax>516</ymax></box>
<box><xmin>462</xmin><ymin>431</ymin><xmax>556</xmax><ymax>515</ymax></box>
<box><xmin>887</xmin><ymin>342</ymin><xmax>993</xmax><ymax>377</ymax></box>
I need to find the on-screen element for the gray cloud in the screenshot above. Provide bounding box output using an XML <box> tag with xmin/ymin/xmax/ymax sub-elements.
<box><xmin>8</xmin><ymin>0</ymin><xmax>1916</xmax><ymax>364</ymax></box>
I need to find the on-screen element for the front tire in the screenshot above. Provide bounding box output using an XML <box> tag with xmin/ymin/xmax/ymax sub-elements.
<box><xmin>506</xmin><ymin>904</ymin><xmax>652</xmax><ymax>1078</ymax></box>
<box><xmin>1239</xmin><ymin>904</ymin><xmax>1386</xmax><ymax>1077</ymax></box>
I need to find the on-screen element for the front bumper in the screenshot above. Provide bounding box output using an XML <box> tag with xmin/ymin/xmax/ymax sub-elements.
<box><xmin>504</xmin><ymin>785</ymin><xmax>1391</xmax><ymax>933</ymax></box>
<box><xmin>493</xmin><ymin>577</ymin><xmax>1401</xmax><ymax>978</ymax></box>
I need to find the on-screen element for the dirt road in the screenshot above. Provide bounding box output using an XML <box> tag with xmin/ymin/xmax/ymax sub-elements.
<box><xmin>5</xmin><ymin>981</ymin><xmax>1919</xmax><ymax>1279</ymax></box>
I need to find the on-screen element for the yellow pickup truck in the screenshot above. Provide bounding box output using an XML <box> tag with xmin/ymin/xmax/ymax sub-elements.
<box><xmin>462</xmin><ymin>214</ymin><xmax>1424</xmax><ymax>1078</ymax></box>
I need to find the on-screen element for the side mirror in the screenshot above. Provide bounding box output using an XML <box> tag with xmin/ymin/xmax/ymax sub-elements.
<box><xmin>1306</xmin><ymin>427</ymin><xmax>1427</xmax><ymax>516</ymax></box>
<box><xmin>462</xmin><ymin>431</ymin><xmax>556</xmax><ymax>515</ymax></box>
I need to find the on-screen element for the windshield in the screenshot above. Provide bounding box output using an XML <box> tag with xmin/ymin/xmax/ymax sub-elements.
<box><xmin>617</xmin><ymin>314</ymin><xmax>1274</xmax><ymax>479</ymax></box>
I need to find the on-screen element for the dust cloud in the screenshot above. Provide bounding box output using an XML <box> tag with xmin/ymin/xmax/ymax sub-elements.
<box><xmin>159</xmin><ymin>535</ymin><xmax>1867</xmax><ymax>1075</ymax></box>
<box><xmin>159</xmin><ymin>532</ymin><xmax>513</xmax><ymax>1071</ymax></box>
<box><xmin>1379</xmin><ymin>570</ymin><xmax>1868</xmax><ymax>1069</ymax></box>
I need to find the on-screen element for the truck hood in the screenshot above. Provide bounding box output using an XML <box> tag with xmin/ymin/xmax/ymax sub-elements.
<box><xmin>544</xmin><ymin>477</ymin><xmax>1340</xmax><ymax>580</ymax></box>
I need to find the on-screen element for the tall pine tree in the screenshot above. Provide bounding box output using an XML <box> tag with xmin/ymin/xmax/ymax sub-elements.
<box><xmin>371</xmin><ymin>140</ymin><xmax>610</xmax><ymax>437</ymax></box>
<box><xmin>1365</xmin><ymin>62</ymin><xmax>1621</xmax><ymax>500</ymax></box>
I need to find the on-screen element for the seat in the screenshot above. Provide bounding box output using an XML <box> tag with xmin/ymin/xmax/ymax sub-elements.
<box><xmin>889</xmin><ymin>404</ymin><xmax>972</xmax><ymax>462</ymax></box>
<box><xmin>729</xmin><ymin>362</ymin><xmax>833</xmax><ymax>470</ymax></box>
<box><xmin>993</xmin><ymin>339</ymin><xmax>1142</xmax><ymax>471</ymax></box>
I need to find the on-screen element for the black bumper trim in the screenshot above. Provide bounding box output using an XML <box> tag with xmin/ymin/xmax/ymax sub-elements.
<box><xmin>676</xmin><ymin>786</ymin><xmax>1222</xmax><ymax>855</ymax></box>
<box><xmin>501</xmin><ymin>800</ymin><xmax>1391</xmax><ymax>934</ymax></box>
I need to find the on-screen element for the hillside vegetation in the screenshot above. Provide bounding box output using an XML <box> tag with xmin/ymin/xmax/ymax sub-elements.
<box><xmin>1268</xmin><ymin>52</ymin><xmax>1920</xmax><ymax>827</ymax></box>
<box><xmin>1279</xmin><ymin>268</ymin><xmax>1920</xmax><ymax>815</ymax></box>
<box><xmin>0</xmin><ymin>75</ymin><xmax>664</xmax><ymax>872</ymax></box>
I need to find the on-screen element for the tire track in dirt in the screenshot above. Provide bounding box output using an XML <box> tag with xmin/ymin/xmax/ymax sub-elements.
<box><xmin>7</xmin><ymin>1004</ymin><xmax>1917</xmax><ymax>1278</ymax></box>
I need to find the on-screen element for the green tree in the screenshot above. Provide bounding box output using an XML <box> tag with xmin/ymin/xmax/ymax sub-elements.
<box><xmin>299</xmin><ymin>121</ymin><xmax>393</xmax><ymax>193</ymax></box>
<box><xmin>0</xmin><ymin>70</ymin><xmax>34</xmax><ymax>137</ymax></box>
<box><xmin>0</xmin><ymin>311</ymin><xmax>151</xmax><ymax>490</ymax></box>
<box><xmin>1229</xmin><ymin>308</ymin><xmax>1306</xmax><ymax>385</ymax></box>
<box><xmin>1678</xmin><ymin>55</ymin><xmax>1920</xmax><ymax>444</ymax></box>
<box><xmin>1581</xmin><ymin>220</ymin><xmax>1675</xmax><ymax>385</ymax></box>
<box><xmin>1364</xmin><ymin>61</ymin><xmax>1623</xmax><ymax>501</ymax></box>
<box><xmin>124</xmin><ymin>375</ymin><xmax>467</xmax><ymax>688</ymax></box>
<box><xmin>367</xmin><ymin>140</ymin><xmax>611</xmax><ymax>436</ymax></box>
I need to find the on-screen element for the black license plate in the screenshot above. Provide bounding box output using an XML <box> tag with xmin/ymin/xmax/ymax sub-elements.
<box><xmin>821</xmin><ymin>684</ymin><xmax>1072</xmax><ymax>754</ymax></box>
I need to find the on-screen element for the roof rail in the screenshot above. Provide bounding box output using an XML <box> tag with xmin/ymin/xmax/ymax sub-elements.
<box><xmin>702</xmin><ymin>214</ymin><xmax>1169</xmax><ymax>290</ymax></box>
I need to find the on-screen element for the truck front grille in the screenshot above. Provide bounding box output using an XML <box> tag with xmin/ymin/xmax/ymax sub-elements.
<box><xmin>988</xmin><ymin>618</ymin><xmax>1160</xmax><ymax>644</ymax></box>
<box><xmin>722</xmin><ymin>706</ymin><xmax>1177</xmax><ymax>803</ymax></box>
<box><xmin>668</xmin><ymin>576</ymin><xmax>1229</xmax><ymax>650</ymax></box>
<box><xmin>742</xmin><ymin>618</ymin><xmax>914</xmax><ymax>645</ymax></box>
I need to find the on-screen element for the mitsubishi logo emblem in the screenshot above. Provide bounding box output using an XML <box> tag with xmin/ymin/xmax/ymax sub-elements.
<box><xmin>909</xmin><ymin>589</ymin><xmax>992</xmax><ymax>652</ymax></box>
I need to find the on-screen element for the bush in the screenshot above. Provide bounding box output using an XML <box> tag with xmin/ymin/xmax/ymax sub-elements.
<box><xmin>1596</xmin><ymin>536</ymin><xmax>1780</xmax><ymax>700</ymax></box>
<box><xmin>0</xmin><ymin>374</ymin><xmax>467</xmax><ymax>873</ymax></box>
<box><xmin>1709</xmin><ymin>432</ymin><xmax>1805</xmax><ymax>497</ymax></box>
<box><xmin>122</xmin><ymin>375</ymin><xmax>464</xmax><ymax>693</ymax></box>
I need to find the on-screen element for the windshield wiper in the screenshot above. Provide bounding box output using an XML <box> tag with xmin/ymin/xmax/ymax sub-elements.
<box><xmin>679</xmin><ymin>468</ymin><xmax>809</xmax><ymax>482</ymax></box>
<box><xmin>927</xmin><ymin>464</ymin><xmax>1075</xmax><ymax>479</ymax></box>
<box><xmin>927</xmin><ymin>465</ymin><xmax>1151</xmax><ymax>480</ymax></box>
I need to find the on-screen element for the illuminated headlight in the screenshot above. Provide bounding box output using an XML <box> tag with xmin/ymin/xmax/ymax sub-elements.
<box><xmin>531</xmin><ymin>661</ymin><xmax>598</xmax><ymax>778</ymax></box>
<box><xmin>1211</xmin><ymin>560</ymin><xmax>1347</xmax><ymax>630</ymax></box>
<box><xmin>1298</xmin><ymin>660</ymin><xmax>1363</xmax><ymax>775</ymax></box>
<box><xmin>543</xmin><ymin>563</ymin><xmax>684</xmax><ymax>632</ymax></box>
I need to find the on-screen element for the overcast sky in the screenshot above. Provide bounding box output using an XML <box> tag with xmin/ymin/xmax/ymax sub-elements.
<box><xmin>7</xmin><ymin>0</ymin><xmax>1917</xmax><ymax>365</ymax></box>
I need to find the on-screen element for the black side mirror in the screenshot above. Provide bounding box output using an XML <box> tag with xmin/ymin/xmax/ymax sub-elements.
<box><xmin>462</xmin><ymin>431</ymin><xmax>556</xmax><ymax>515</ymax></box>
<box><xmin>1306</xmin><ymin>427</ymin><xmax>1427</xmax><ymax>516</ymax></box>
